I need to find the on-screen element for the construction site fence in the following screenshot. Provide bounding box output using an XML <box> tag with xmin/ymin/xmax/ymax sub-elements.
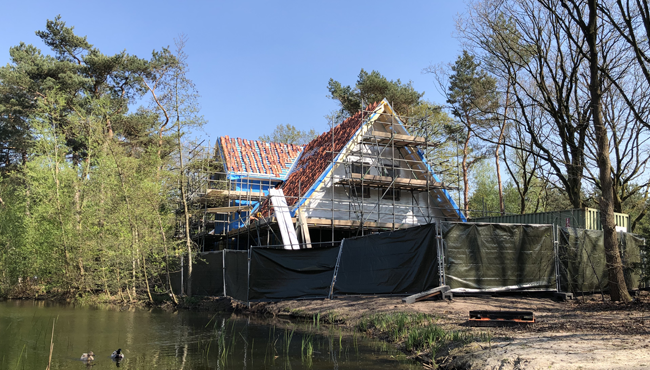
<box><xmin>558</xmin><ymin>228</ymin><xmax>644</xmax><ymax>294</ymax></box>
<box><xmin>172</xmin><ymin>223</ymin><xmax>646</xmax><ymax>301</ymax></box>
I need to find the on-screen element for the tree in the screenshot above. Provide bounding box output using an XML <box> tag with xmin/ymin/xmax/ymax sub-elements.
<box><xmin>554</xmin><ymin>0</ymin><xmax>631</xmax><ymax>302</ymax></box>
<box><xmin>459</xmin><ymin>0</ymin><xmax>636</xmax><ymax>301</ymax></box>
<box><xmin>583</xmin><ymin>81</ymin><xmax>650</xmax><ymax>217</ymax></box>
<box><xmin>468</xmin><ymin>160</ymin><xmax>521</xmax><ymax>217</ymax></box>
<box><xmin>328</xmin><ymin>69</ymin><xmax>424</xmax><ymax>120</ymax></box>
<box><xmin>458</xmin><ymin>1</ymin><xmax>591</xmax><ymax>210</ymax></box>
<box><xmin>502</xmin><ymin>125</ymin><xmax>544</xmax><ymax>214</ymax></box>
<box><xmin>475</xmin><ymin>14</ymin><xmax>531</xmax><ymax>216</ymax></box>
<box><xmin>259</xmin><ymin>124</ymin><xmax>316</xmax><ymax>145</ymax></box>
<box><xmin>407</xmin><ymin>102</ymin><xmax>466</xmax><ymax>205</ymax></box>
<box><xmin>165</xmin><ymin>35</ymin><xmax>205</xmax><ymax>298</ymax></box>
<box><xmin>468</xmin><ymin>160</ymin><xmax>500</xmax><ymax>218</ymax></box>
<box><xmin>0</xmin><ymin>76</ymin><xmax>32</xmax><ymax>173</ymax></box>
<box><xmin>0</xmin><ymin>17</ymin><xmax>186</xmax><ymax>302</ymax></box>
<box><xmin>427</xmin><ymin>51</ymin><xmax>498</xmax><ymax>215</ymax></box>
<box><xmin>600</xmin><ymin>1</ymin><xmax>650</xmax><ymax>114</ymax></box>
<box><xmin>594</xmin><ymin>1</ymin><xmax>650</xmax><ymax>232</ymax></box>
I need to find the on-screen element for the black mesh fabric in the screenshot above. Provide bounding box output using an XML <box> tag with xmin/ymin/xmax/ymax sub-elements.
<box><xmin>190</xmin><ymin>251</ymin><xmax>224</xmax><ymax>296</ymax></box>
<box><xmin>224</xmin><ymin>250</ymin><xmax>249</xmax><ymax>302</ymax></box>
<box><xmin>248</xmin><ymin>246</ymin><xmax>339</xmax><ymax>301</ymax></box>
<box><xmin>333</xmin><ymin>224</ymin><xmax>439</xmax><ymax>295</ymax></box>
<box><xmin>169</xmin><ymin>224</ymin><xmax>644</xmax><ymax>301</ymax></box>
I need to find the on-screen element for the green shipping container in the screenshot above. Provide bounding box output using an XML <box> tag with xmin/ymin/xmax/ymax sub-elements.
<box><xmin>470</xmin><ymin>208</ymin><xmax>629</xmax><ymax>232</ymax></box>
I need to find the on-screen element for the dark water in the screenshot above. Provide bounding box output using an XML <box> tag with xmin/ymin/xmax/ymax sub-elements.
<box><xmin>0</xmin><ymin>300</ymin><xmax>418</xmax><ymax>370</ymax></box>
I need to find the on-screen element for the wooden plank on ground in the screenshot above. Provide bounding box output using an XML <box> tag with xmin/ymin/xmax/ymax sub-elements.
<box><xmin>402</xmin><ymin>285</ymin><xmax>450</xmax><ymax>304</ymax></box>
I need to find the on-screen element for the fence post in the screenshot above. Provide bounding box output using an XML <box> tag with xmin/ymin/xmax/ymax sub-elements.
<box><xmin>554</xmin><ymin>225</ymin><xmax>561</xmax><ymax>293</ymax></box>
<box><xmin>222</xmin><ymin>250</ymin><xmax>226</xmax><ymax>298</ymax></box>
<box><xmin>247</xmin><ymin>246</ymin><xmax>252</xmax><ymax>308</ymax></box>
<box><xmin>180</xmin><ymin>255</ymin><xmax>185</xmax><ymax>297</ymax></box>
<box><xmin>329</xmin><ymin>240</ymin><xmax>345</xmax><ymax>299</ymax></box>
<box><xmin>642</xmin><ymin>237</ymin><xmax>648</xmax><ymax>289</ymax></box>
<box><xmin>436</xmin><ymin>220</ymin><xmax>446</xmax><ymax>286</ymax></box>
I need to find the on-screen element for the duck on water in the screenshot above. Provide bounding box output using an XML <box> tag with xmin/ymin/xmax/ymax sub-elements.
<box><xmin>80</xmin><ymin>349</ymin><xmax>124</xmax><ymax>362</ymax></box>
<box><xmin>111</xmin><ymin>349</ymin><xmax>124</xmax><ymax>360</ymax></box>
<box><xmin>80</xmin><ymin>352</ymin><xmax>94</xmax><ymax>361</ymax></box>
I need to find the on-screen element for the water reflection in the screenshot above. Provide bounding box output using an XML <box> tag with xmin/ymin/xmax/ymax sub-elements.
<box><xmin>0</xmin><ymin>300</ymin><xmax>417</xmax><ymax>369</ymax></box>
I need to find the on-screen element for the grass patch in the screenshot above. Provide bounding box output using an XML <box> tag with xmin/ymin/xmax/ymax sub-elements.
<box><xmin>325</xmin><ymin>310</ymin><xmax>347</xmax><ymax>324</ymax></box>
<box><xmin>356</xmin><ymin>312</ymin><xmax>489</xmax><ymax>359</ymax></box>
<box><xmin>357</xmin><ymin>312</ymin><xmax>433</xmax><ymax>341</ymax></box>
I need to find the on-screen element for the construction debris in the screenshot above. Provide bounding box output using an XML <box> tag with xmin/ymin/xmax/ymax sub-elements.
<box><xmin>468</xmin><ymin>310</ymin><xmax>535</xmax><ymax>326</ymax></box>
<box><xmin>402</xmin><ymin>285</ymin><xmax>451</xmax><ymax>304</ymax></box>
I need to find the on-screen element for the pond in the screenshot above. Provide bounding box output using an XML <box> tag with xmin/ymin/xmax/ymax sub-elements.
<box><xmin>0</xmin><ymin>300</ymin><xmax>419</xmax><ymax>369</ymax></box>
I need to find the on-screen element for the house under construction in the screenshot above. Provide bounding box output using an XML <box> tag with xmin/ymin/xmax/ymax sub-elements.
<box><xmin>194</xmin><ymin>99</ymin><xmax>465</xmax><ymax>250</ymax></box>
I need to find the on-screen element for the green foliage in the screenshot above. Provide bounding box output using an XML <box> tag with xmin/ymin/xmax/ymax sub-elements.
<box><xmin>447</xmin><ymin>51</ymin><xmax>498</xmax><ymax>123</ymax></box>
<box><xmin>409</xmin><ymin>102</ymin><xmax>463</xmax><ymax>199</ymax></box>
<box><xmin>468</xmin><ymin>160</ymin><xmax>575</xmax><ymax>218</ymax></box>
<box><xmin>468</xmin><ymin>160</ymin><xmax>501</xmax><ymax>218</ymax></box>
<box><xmin>259</xmin><ymin>124</ymin><xmax>317</xmax><ymax>145</ymax></box>
<box><xmin>328</xmin><ymin>69</ymin><xmax>424</xmax><ymax>119</ymax></box>
<box><xmin>0</xmin><ymin>17</ymin><xmax>194</xmax><ymax>301</ymax></box>
<box><xmin>356</xmin><ymin>312</ymin><xmax>433</xmax><ymax>342</ymax></box>
<box><xmin>403</xmin><ymin>325</ymin><xmax>477</xmax><ymax>353</ymax></box>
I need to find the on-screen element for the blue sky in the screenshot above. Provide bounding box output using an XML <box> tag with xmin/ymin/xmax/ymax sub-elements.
<box><xmin>0</xmin><ymin>0</ymin><xmax>466</xmax><ymax>144</ymax></box>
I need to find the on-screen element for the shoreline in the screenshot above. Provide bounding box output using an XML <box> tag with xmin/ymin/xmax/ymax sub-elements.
<box><xmin>4</xmin><ymin>291</ymin><xmax>650</xmax><ymax>369</ymax></box>
<box><xmin>165</xmin><ymin>291</ymin><xmax>650</xmax><ymax>369</ymax></box>
<box><xmin>213</xmin><ymin>292</ymin><xmax>650</xmax><ymax>369</ymax></box>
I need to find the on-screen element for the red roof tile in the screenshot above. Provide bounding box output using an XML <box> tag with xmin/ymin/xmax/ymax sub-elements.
<box><xmin>259</xmin><ymin>102</ymin><xmax>380</xmax><ymax>216</ymax></box>
<box><xmin>218</xmin><ymin>137</ymin><xmax>303</xmax><ymax>179</ymax></box>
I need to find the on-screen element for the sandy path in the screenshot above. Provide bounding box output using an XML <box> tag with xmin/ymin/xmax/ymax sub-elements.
<box><xmin>445</xmin><ymin>333</ymin><xmax>650</xmax><ymax>369</ymax></box>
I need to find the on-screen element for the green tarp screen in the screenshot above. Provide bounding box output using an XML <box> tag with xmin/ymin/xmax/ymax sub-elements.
<box><xmin>248</xmin><ymin>246</ymin><xmax>339</xmax><ymax>301</ymax></box>
<box><xmin>191</xmin><ymin>252</ymin><xmax>224</xmax><ymax>296</ymax></box>
<box><xmin>332</xmin><ymin>224</ymin><xmax>439</xmax><ymax>295</ymax></box>
<box><xmin>559</xmin><ymin>228</ymin><xmax>643</xmax><ymax>293</ymax></box>
<box><xmin>442</xmin><ymin>223</ymin><xmax>555</xmax><ymax>291</ymax></box>
<box><xmin>622</xmin><ymin>232</ymin><xmax>645</xmax><ymax>289</ymax></box>
<box><xmin>224</xmin><ymin>250</ymin><xmax>248</xmax><ymax>302</ymax></box>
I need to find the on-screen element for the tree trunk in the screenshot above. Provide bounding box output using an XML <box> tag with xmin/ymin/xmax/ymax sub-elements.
<box><xmin>585</xmin><ymin>0</ymin><xmax>631</xmax><ymax>302</ymax></box>
<box><xmin>108</xmin><ymin>141</ymin><xmax>143</xmax><ymax>302</ymax></box>
<box><xmin>22</xmin><ymin>150</ymin><xmax>30</xmax><ymax>217</ymax></box>
<box><xmin>462</xmin><ymin>127</ymin><xmax>471</xmax><ymax>215</ymax></box>
<box><xmin>176</xmin><ymin>83</ymin><xmax>193</xmax><ymax>297</ymax></box>
<box><xmin>631</xmin><ymin>187</ymin><xmax>650</xmax><ymax>233</ymax></box>
<box><xmin>72</xmin><ymin>152</ymin><xmax>84</xmax><ymax>289</ymax></box>
<box><xmin>496</xmin><ymin>82</ymin><xmax>510</xmax><ymax>216</ymax></box>
<box><xmin>51</xmin><ymin>131</ymin><xmax>71</xmax><ymax>290</ymax></box>
<box><xmin>181</xmin><ymin>177</ymin><xmax>192</xmax><ymax>298</ymax></box>
<box><xmin>156</xmin><ymin>212</ymin><xmax>178</xmax><ymax>305</ymax></box>
<box><xmin>612</xmin><ymin>181</ymin><xmax>623</xmax><ymax>213</ymax></box>
<box><xmin>141</xmin><ymin>251</ymin><xmax>153</xmax><ymax>303</ymax></box>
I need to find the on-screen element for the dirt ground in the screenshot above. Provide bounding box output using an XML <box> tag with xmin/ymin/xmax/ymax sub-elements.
<box><xmin>245</xmin><ymin>291</ymin><xmax>650</xmax><ymax>369</ymax></box>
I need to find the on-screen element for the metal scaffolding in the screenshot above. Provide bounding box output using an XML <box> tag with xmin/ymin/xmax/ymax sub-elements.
<box><xmin>184</xmin><ymin>105</ymin><xmax>465</xmax><ymax>251</ymax></box>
